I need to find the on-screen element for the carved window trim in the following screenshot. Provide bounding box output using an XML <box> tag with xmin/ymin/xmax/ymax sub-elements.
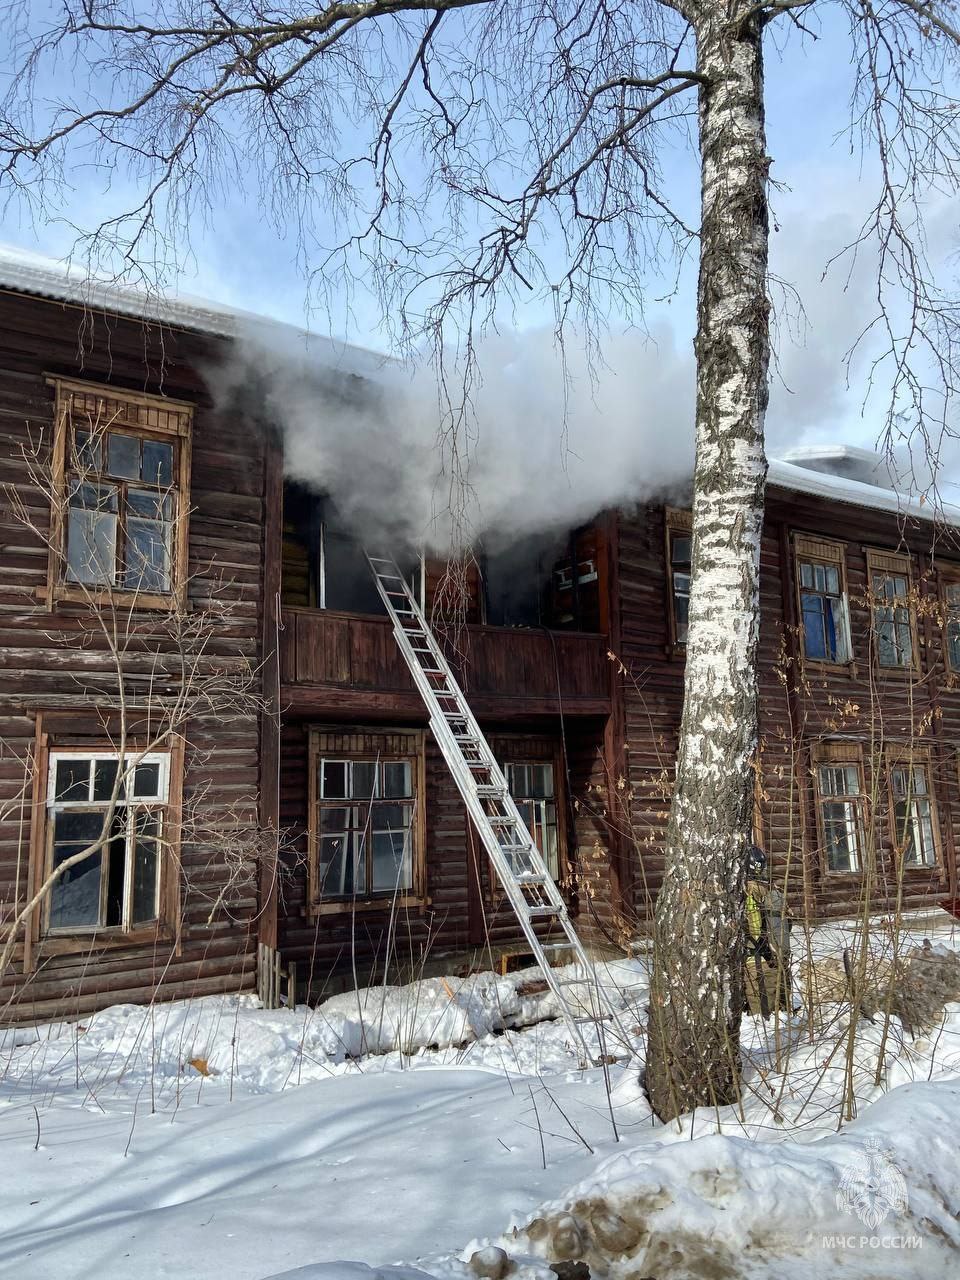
<box><xmin>307</xmin><ymin>726</ymin><xmax>428</xmax><ymax>916</ymax></box>
<box><xmin>43</xmin><ymin>376</ymin><xmax>193</xmax><ymax>610</ymax></box>
<box><xmin>793</xmin><ymin>533</ymin><xmax>854</xmax><ymax>669</ymax></box>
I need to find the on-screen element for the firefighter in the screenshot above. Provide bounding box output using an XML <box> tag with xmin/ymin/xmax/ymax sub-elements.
<box><xmin>744</xmin><ymin>844</ymin><xmax>792</xmax><ymax>1017</ymax></box>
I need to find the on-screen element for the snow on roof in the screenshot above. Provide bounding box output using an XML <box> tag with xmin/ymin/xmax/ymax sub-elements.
<box><xmin>0</xmin><ymin>243</ymin><xmax>957</xmax><ymax>531</ymax></box>
<box><xmin>0</xmin><ymin>242</ymin><xmax>392</xmax><ymax>380</ymax></box>
<box><xmin>768</xmin><ymin>456</ymin><xmax>960</xmax><ymax>530</ymax></box>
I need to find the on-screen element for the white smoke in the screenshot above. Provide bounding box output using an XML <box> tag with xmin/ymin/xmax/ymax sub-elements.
<box><xmin>212</xmin><ymin>320</ymin><xmax>697</xmax><ymax>553</ymax></box>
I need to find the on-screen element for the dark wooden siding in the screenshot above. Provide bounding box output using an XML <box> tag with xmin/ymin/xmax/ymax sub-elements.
<box><xmin>615</xmin><ymin>489</ymin><xmax>960</xmax><ymax>924</ymax></box>
<box><xmin>0</xmin><ymin>291</ymin><xmax>267</xmax><ymax>1021</ymax></box>
<box><xmin>277</xmin><ymin>714</ymin><xmax>611</xmax><ymax>989</ymax></box>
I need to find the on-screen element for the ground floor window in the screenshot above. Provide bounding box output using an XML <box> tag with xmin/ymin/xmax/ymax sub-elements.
<box><xmin>813</xmin><ymin>751</ymin><xmax>866</xmax><ymax>874</ymax></box>
<box><xmin>308</xmin><ymin>728</ymin><xmax>425</xmax><ymax>908</ymax></box>
<box><xmin>889</xmin><ymin>759</ymin><xmax>940</xmax><ymax>869</ymax></box>
<box><xmin>45</xmin><ymin>750</ymin><xmax>170</xmax><ymax>932</ymax></box>
<box><xmin>504</xmin><ymin>760</ymin><xmax>561</xmax><ymax>879</ymax></box>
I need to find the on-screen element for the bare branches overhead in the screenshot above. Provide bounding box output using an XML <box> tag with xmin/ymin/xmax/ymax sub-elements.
<box><xmin>0</xmin><ymin>0</ymin><xmax>702</xmax><ymax>347</ymax></box>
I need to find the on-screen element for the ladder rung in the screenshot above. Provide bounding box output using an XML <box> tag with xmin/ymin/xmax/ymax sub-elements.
<box><xmin>516</xmin><ymin>873</ymin><xmax>548</xmax><ymax>885</ymax></box>
<box><xmin>488</xmin><ymin>814</ymin><xmax>517</xmax><ymax>825</ymax></box>
<box><xmin>475</xmin><ymin>785</ymin><xmax>505</xmax><ymax>799</ymax></box>
<box><xmin>526</xmin><ymin>905</ymin><xmax>561</xmax><ymax>918</ymax></box>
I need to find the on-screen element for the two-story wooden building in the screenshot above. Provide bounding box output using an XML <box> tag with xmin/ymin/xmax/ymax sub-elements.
<box><xmin>0</xmin><ymin>251</ymin><xmax>955</xmax><ymax>1023</ymax></box>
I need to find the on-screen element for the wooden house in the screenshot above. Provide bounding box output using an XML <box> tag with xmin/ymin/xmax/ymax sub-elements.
<box><xmin>0</xmin><ymin>254</ymin><xmax>955</xmax><ymax>1022</ymax></box>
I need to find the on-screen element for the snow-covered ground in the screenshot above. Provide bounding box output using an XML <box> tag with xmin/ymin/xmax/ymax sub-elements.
<box><xmin>1</xmin><ymin>915</ymin><xmax>958</xmax><ymax>1279</ymax></box>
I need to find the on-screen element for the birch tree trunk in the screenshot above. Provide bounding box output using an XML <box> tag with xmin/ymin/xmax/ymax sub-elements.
<box><xmin>646</xmin><ymin>6</ymin><xmax>770</xmax><ymax>1122</ymax></box>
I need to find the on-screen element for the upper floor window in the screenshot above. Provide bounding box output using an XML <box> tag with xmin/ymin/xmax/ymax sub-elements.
<box><xmin>45</xmin><ymin>749</ymin><xmax>170</xmax><ymax>933</ymax></box>
<box><xmin>866</xmin><ymin>549</ymin><xmax>916</xmax><ymax>670</ymax></box>
<box><xmin>813</xmin><ymin>748</ymin><xmax>866</xmax><ymax>874</ymax></box>
<box><xmin>665</xmin><ymin>507</ymin><xmax>692</xmax><ymax>647</ymax></box>
<box><xmin>942</xmin><ymin>578</ymin><xmax>960</xmax><ymax>671</ymax></box>
<box><xmin>308</xmin><ymin>729</ymin><xmax>425</xmax><ymax>909</ymax></box>
<box><xmin>794</xmin><ymin>535</ymin><xmax>851</xmax><ymax>664</ymax></box>
<box><xmin>505</xmin><ymin>760</ymin><xmax>560</xmax><ymax>879</ymax></box>
<box><xmin>889</xmin><ymin>758</ymin><xmax>940</xmax><ymax>869</ymax></box>
<box><xmin>49</xmin><ymin>378</ymin><xmax>192</xmax><ymax>605</ymax></box>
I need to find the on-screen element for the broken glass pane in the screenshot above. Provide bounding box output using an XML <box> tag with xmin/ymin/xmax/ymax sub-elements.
<box><xmin>49</xmin><ymin>810</ymin><xmax>104</xmax><ymax>928</ymax></box>
<box><xmin>319</xmin><ymin>833</ymin><xmax>362</xmax><ymax>895</ymax></box>
<box><xmin>320</xmin><ymin>760</ymin><xmax>348</xmax><ymax>799</ymax></box>
<box><xmin>132</xmin><ymin>813</ymin><xmax>160</xmax><ymax>923</ymax></box>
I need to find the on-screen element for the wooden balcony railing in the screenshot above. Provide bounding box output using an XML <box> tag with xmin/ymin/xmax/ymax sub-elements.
<box><xmin>279</xmin><ymin>608</ymin><xmax>611</xmax><ymax>718</ymax></box>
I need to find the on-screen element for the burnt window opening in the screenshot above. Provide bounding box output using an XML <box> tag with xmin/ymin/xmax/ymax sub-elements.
<box><xmin>282</xmin><ymin>480</ymin><xmax>602</xmax><ymax>631</ymax></box>
<box><xmin>282</xmin><ymin>482</ymin><xmax>421</xmax><ymax>615</ymax></box>
<box><xmin>483</xmin><ymin>525</ymin><xmax>601</xmax><ymax>631</ymax></box>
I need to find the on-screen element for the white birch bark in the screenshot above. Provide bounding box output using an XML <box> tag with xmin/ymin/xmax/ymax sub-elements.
<box><xmin>646</xmin><ymin>5</ymin><xmax>770</xmax><ymax>1121</ymax></box>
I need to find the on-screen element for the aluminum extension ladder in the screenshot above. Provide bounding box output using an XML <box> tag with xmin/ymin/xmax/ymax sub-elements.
<box><xmin>367</xmin><ymin>552</ymin><xmax>620</xmax><ymax>1065</ymax></box>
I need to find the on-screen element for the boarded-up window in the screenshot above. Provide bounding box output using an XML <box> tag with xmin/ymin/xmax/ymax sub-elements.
<box><xmin>308</xmin><ymin>728</ymin><xmax>426</xmax><ymax>910</ymax></box>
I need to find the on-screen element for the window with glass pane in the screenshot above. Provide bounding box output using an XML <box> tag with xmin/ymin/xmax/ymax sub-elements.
<box><xmin>505</xmin><ymin>761</ymin><xmax>560</xmax><ymax>878</ymax></box>
<box><xmin>46</xmin><ymin>752</ymin><xmax>168</xmax><ymax>932</ymax></box>
<box><xmin>799</xmin><ymin>558</ymin><xmax>850</xmax><ymax>662</ymax></box>
<box><xmin>669</xmin><ymin>530</ymin><xmax>691</xmax><ymax>644</ymax></box>
<box><xmin>817</xmin><ymin>762</ymin><xmax>864</xmax><ymax>873</ymax></box>
<box><xmin>944</xmin><ymin>582</ymin><xmax>960</xmax><ymax>670</ymax></box>
<box><xmin>872</xmin><ymin>570</ymin><xmax>914</xmax><ymax>668</ymax></box>
<box><xmin>890</xmin><ymin>764</ymin><xmax>938</xmax><ymax>867</ymax></box>
<box><xmin>316</xmin><ymin>757</ymin><xmax>415</xmax><ymax>897</ymax></box>
<box><xmin>66</xmin><ymin>422</ymin><xmax>176</xmax><ymax>592</ymax></box>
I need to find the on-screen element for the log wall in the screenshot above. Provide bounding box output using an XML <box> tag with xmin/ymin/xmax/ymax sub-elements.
<box><xmin>0</xmin><ymin>291</ymin><xmax>266</xmax><ymax>1020</ymax></box>
<box><xmin>615</xmin><ymin>489</ymin><xmax>960</xmax><ymax>925</ymax></box>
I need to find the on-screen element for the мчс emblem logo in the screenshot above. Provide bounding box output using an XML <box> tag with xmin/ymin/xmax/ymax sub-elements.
<box><xmin>836</xmin><ymin>1137</ymin><xmax>909</xmax><ymax>1231</ymax></box>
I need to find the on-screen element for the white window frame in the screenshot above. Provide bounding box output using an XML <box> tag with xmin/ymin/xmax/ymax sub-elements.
<box><xmin>505</xmin><ymin>759</ymin><xmax>561</xmax><ymax>880</ymax></box>
<box><xmin>45</xmin><ymin>750</ymin><xmax>170</xmax><ymax>934</ymax></box>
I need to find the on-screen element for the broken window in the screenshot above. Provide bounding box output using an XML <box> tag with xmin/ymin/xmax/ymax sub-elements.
<box><xmin>890</xmin><ymin>760</ymin><xmax>939</xmax><ymax>869</ymax></box>
<box><xmin>45</xmin><ymin>751</ymin><xmax>169</xmax><ymax>932</ymax></box>
<box><xmin>505</xmin><ymin>760</ymin><xmax>560</xmax><ymax>879</ymax></box>
<box><xmin>281</xmin><ymin>483</ymin><xmax>425</xmax><ymax>615</ymax></box>
<box><xmin>814</xmin><ymin>754</ymin><xmax>865</xmax><ymax>874</ymax></box>
<box><xmin>665</xmin><ymin>508</ymin><xmax>692</xmax><ymax>646</ymax></box>
<box><xmin>795</xmin><ymin>536</ymin><xmax>851</xmax><ymax>663</ymax></box>
<box><xmin>309</xmin><ymin>729</ymin><xmax>424</xmax><ymax>906</ymax></box>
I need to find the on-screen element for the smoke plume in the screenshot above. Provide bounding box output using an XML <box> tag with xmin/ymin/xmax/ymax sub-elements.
<box><xmin>211</xmin><ymin>321</ymin><xmax>698</xmax><ymax>553</ymax></box>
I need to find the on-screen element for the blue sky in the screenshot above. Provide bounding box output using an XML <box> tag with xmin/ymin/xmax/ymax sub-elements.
<box><xmin>1</xmin><ymin>4</ymin><xmax>955</xmax><ymax>465</ymax></box>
